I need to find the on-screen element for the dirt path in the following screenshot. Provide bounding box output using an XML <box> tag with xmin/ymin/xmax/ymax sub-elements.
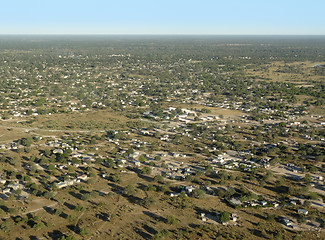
<box><xmin>2</xmin><ymin>201</ymin><xmax>58</xmax><ymax>219</ymax></box>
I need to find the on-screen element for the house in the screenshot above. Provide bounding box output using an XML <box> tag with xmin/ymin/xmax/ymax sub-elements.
<box><xmin>290</xmin><ymin>200</ymin><xmax>297</xmax><ymax>205</ymax></box>
<box><xmin>184</xmin><ymin>186</ymin><xmax>194</xmax><ymax>194</ymax></box>
<box><xmin>56</xmin><ymin>182</ymin><xmax>68</xmax><ymax>189</ymax></box>
<box><xmin>53</xmin><ymin>149</ymin><xmax>64</xmax><ymax>154</ymax></box>
<box><xmin>7</xmin><ymin>183</ymin><xmax>22</xmax><ymax>190</ymax></box>
<box><xmin>78</xmin><ymin>174</ymin><xmax>88</xmax><ymax>181</ymax></box>
<box><xmin>298</xmin><ymin>209</ymin><xmax>308</xmax><ymax>215</ymax></box>
<box><xmin>66</xmin><ymin>179</ymin><xmax>75</xmax><ymax>186</ymax></box>
<box><xmin>130</xmin><ymin>152</ymin><xmax>140</xmax><ymax>159</ymax></box>
<box><xmin>133</xmin><ymin>161</ymin><xmax>141</xmax><ymax>167</ymax></box>
<box><xmin>230</xmin><ymin>213</ymin><xmax>238</xmax><ymax>222</ymax></box>
<box><xmin>170</xmin><ymin>193</ymin><xmax>181</xmax><ymax>197</ymax></box>
<box><xmin>282</xmin><ymin>218</ymin><xmax>292</xmax><ymax>227</ymax></box>
<box><xmin>200</xmin><ymin>213</ymin><xmax>207</xmax><ymax>222</ymax></box>
<box><xmin>260</xmin><ymin>201</ymin><xmax>268</xmax><ymax>206</ymax></box>
<box><xmin>228</xmin><ymin>198</ymin><xmax>242</xmax><ymax>206</ymax></box>
<box><xmin>273</xmin><ymin>203</ymin><xmax>280</xmax><ymax>208</ymax></box>
<box><xmin>2</xmin><ymin>188</ymin><xmax>11</xmax><ymax>194</ymax></box>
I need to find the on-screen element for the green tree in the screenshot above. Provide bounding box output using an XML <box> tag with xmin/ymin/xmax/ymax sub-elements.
<box><xmin>219</xmin><ymin>211</ymin><xmax>230</xmax><ymax>223</ymax></box>
<box><xmin>141</xmin><ymin>166</ymin><xmax>152</xmax><ymax>175</ymax></box>
<box><xmin>166</xmin><ymin>215</ymin><xmax>178</xmax><ymax>225</ymax></box>
<box><xmin>302</xmin><ymin>174</ymin><xmax>312</xmax><ymax>183</ymax></box>
<box><xmin>125</xmin><ymin>185</ymin><xmax>136</xmax><ymax>196</ymax></box>
<box><xmin>140</xmin><ymin>196</ymin><xmax>155</xmax><ymax>208</ymax></box>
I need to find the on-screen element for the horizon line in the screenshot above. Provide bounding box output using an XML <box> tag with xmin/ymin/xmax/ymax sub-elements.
<box><xmin>0</xmin><ymin>33</ymin><xmax>325</xmax><ymax>36</ymax></box>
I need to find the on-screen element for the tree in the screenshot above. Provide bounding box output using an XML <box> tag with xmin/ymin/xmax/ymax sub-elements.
<box><xmin>153</xmin><ymin>175</ymin><xmax>164</xmax><ymax>183</ymax></box>
<box><xmin>141</xmin><ymin>166</ymin><xmax>152</xmax><ymax>175</ymax></box>
<box><xmin>192</xmin><ymin>189</ymin><xmax>205</xmax><ymax>199</ymax></box>
<box><xmin>75</xmin><ymin>204</ymin><xmax>84</xmax><ymax>212</ymax></box>
<box><xmin>79</xmin><ymin>227</ymin><xmax>90</xmax><ymax>236</ymax></box>
<box><xmin>125</xmin><ymin>185</ymin><xmax>136</xmax><ymax>196</ymax></box>
<box><xmin>219</xmin><ymin>211</ymin><xmax>230</xmax><ymax>223</ymax></box>
<box><xmin>302</xmin><ymin>174</ymin><xmax>312</xmax><ymax>183</ymax></box>
<box><xmin>54</xmin><ymin>208</ymin><xmax>63</xmax><ymax>216</ymax></box>
<box><xmin>48</xmin><ymin>164</ymin><xmax>55</xmax><ymax>171</ymax></box>
<box><xmin>44</xmin><ymin>149</ymin><xmax>51</xmax><ymax>157</ymax></box>
<box><xmin>140</xmin><ymin>196</ymin><xmax>155</xmax><ymax>208</ymax></box>
<box><xmin>43</xmin><ymin>191</ymin><xmax>54</xmax><ymax>199</ymax></box>
<box><xmin>154</xmin><ymin>155</ymin><xmax>161</xmax><ymax>161</ymax></box>
<box><xmin>139</xmin><ymin>155</ymin><xmax>147</xmax><ymax>163</ymax></box>
<box><xmin>0</xmin><ymin>219</ymin><xmax>11</xmax><ymax>232</ymax></box>
<box><xmin>166</xmin><ymin>215</ymin><xmax>178</xmax><ymax>225</ymax></box>
<box><xmin>81</xmin><ymin>193</ymin><xmax>91</xmax><ymax>201</ymax></box>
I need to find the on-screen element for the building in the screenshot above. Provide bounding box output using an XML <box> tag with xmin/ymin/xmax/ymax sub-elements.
<box><xmin>298</xmin><ymin>209</ymin><xmax>308</xmax><ymax>215</ymax></box>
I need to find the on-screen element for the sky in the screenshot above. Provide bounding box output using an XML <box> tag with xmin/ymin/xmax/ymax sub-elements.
<box><xmin>0</xmin><ymin>0</ymin><xmax>324</xmax><ymax>35</ymax></box>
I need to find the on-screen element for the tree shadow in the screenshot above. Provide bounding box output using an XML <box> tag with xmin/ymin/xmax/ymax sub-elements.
<box><xmin>264</xmin><ymin>185</ymin><xmax>288</xmax><ymax>194</ymax></box>
<box><xmin>67</xmin><ymin>224</ymin><xmax>78</xmax><ymax>234</ymax></box>
<box><xmin>143</xmin><ymin>224</ymin><xmax>158</xmax><ymax>235</ymax></box>
<box><xmin>137</xmin><ymin>182</ymin><xmax>151</xmax><ymax>191</ymax></box>
<box><xmin>249</xmin><ymin>228</ymin><xmax>267</xmax><ymax>238</ymax></box>
<box><xmin>134</xmin><ymin>227</ymin><xmax>152</xmax><ymax>240</ymax></box>
<box><xmin>96</xmin><ymin>212</ymin><xmax>110</xmax><ymax>221</ymax></box>
<box><xmin>69</xmin><ymin>191</ymin><xmax>82</xmax><ymax>200</ymax></box>
<box><xmin>43</xmin><ymin>206</ymin><xmax>53</xmax><ymax>214</ymax></box>
<box><xmin>143</xmin><ymin>211</ymin><xmax>166</xmax><ymax>223</ymax></box>
<box><xmin>136</xmin><ymin>172</ymin><xmax>153</xmax><ymax>182</ymax></box>
<box><xmin>106</xmin><ymin>182</ymin><xmax>124</xmax><ymax>194</ymax></box>
<box><xmin>64</xmin><ymin>201</ymin><xmax>76</xmax><ymax>210</ymax></box>
<box><xmin>0</xmin><ymin>205</ymin><xmax>9</xmax><ymax>212</ymax></box>
<box><xmin>47</xmin><ymin>230</ymin><xmax>64</xmax><ymax>240</ymax></box>
<box><xmin>254</xmin><ymin>213</ymin><xmax>266</xmax><ymax>220</ymax></box>
<box><xmin>193</xmin><ymin>206</ymin><xmax>215</xmax><ymax>216</ymax></box>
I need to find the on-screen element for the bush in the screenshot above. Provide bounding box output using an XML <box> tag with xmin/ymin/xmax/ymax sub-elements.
<box><xmin>141</xmin><ymin>166</ymin><xmax>152</xmax><ymax>175</ymax></box>
<box><xmin>125</xmin><ymin>185</ymin><xmax>136</xmax><ymax>196</ymax></box>
<box><xmin>54</xmin><ymin>208</ymin><xmax>63</xmax><ymax>216</ymax></box>
<box><xmin>219</xmin><ymin>212</ymin><xmax>230</xmax><ymax>223</ymax></box>
<box><xmin>79</xmin><ymin>227</ymin><xmax>90</xmax><ymax>236</ymax></box>
<box><xmin>75</xmin><ymin>204</ymin><xmax>84</xmax><ymax>212</ymax></box>
<box><xmin>153</xmin><ymin>229</ymin><xmax>169</xmax><ymax>240</ymax></box>
<box><xmin>81</xmin><ymin>193</ymin><xmax>91</xmax><ymax>201</ymax></box>
<box><xmin>153</xmin><ymin>175</ymin><xmax>164</xmax><ymax>183</ymax></box>
<box><xmin>140</xmin><ymin>197</ymin><xmax>155</xmax><ymax>208</ymax></box>
<box><xmin>192</xmin><ymin>189</ymin><xmax>205</xmax><ymax>199</ymax></box>
<box><xmin>166</xmin><ymin>215</ymin><xmax>178</xmax><ymax>225</ymax></box>
<box><xmin>0</xmin><ymin>219</ymin><xmax>11</xmax><ymax>232</ymax></box>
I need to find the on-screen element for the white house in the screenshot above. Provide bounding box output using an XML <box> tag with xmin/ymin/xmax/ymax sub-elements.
<box><xmin>298</xmin><ymin>209</ymin><xmax>308</xmax><ymax>215</ymax></box>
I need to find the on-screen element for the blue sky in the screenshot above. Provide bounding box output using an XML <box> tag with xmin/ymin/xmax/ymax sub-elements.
<box><xmin>0</xmin><ymin>0</ymin><xmax>324</xmax><ymax>35</ymax></box>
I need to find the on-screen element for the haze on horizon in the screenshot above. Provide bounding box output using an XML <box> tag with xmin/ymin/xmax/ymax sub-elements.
<box><xmin>1</xmin><ymin>0</ymin><xmax>324</xmax><ymax>35</ymax></box>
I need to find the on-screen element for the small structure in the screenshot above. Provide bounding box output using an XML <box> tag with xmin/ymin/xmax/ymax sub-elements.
<box><xmin>2</xmin><ymin>188</ymin><xmax>11</xmax><ymax>194</ymax></box>
<box><xmin>200</xmin><ymin>213</ymin><xmax>207</xmax><ymax>222</ymax></box>
<box><xmin>77</xmin><ymin>174</ymin><xmax>88</xmax><ymax>181</ymax></box>
<box><xmin>56</xmin><ymin>182</ymin><xmax>68</xmax><ymax>189</ymax></box>
<box><xmin>282</xmin><ymin>218</ymin><xmax>292</xmax><ymax>227</ymax></box>
<box><xmin>298</xmin><ymin>209</ymin><xmax>308</xmax><ymax>215</ymax></box>
<box><xmin>230</xmin><ymin>213</ymin><xmax>238</xmax><ymax>222</ymax></box>
<box><xmin>260</xmin><ymin>201</ymin><xmax>268</xmax><ymax>206</ymax></box>
<box><xmin>7</xmin><ymin>183</ymin><xmax>22</xmax><ymax>190</ymax></box>
<box><xmin>228</xmin><ymin>198</ymin><xmax>242</xmax><ymax>206</ymax></box>
<box><xmin>133</xmin><ymin>161</ymin><xmax>141</xmax><ymax>167</ymax></box>
<box><xmin>170</xmin><ymin>193</ymin><xmax>181</xmax><ymax>197</ymax></box>
<box><xmin>53</xmin><ymin>149</ymin><xmax>64</xmax><ymax>154</ymax></box>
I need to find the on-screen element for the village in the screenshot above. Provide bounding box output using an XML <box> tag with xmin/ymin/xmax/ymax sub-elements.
<box><xmin>0</xmin><ymin>36</ymin><xmax>323</xmax><ymax>239</ymax></box>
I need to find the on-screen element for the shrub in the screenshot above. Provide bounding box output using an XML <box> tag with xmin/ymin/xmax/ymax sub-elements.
<box><xmin>166</xmin><ymin>215</ymin><xmax>178</xmax><ymax>225</ymax></box>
